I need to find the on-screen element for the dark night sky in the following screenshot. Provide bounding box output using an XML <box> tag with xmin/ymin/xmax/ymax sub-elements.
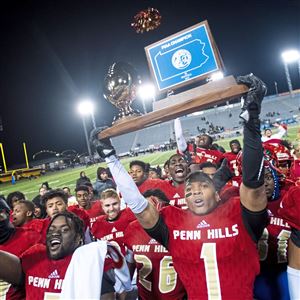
<box><xmin>0</xmin><ymin>0</ymin><xmax>299</xmax><ymax>167</ymax></box>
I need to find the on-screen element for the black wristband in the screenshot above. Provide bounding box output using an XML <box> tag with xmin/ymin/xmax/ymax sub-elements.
<box><xmin>0</xmin><ymin>219</ymin><xmax>15</xmax><ymax>244</ymax></box>
<box><xmin>145</xmin><ymin>215</ymin><xmax>169</xmax><ymax>249</ymax></box>
<box><xmin>241</xmin><ymin>204</ymin><xmax>269</xmax><ymax>243</ymax></box>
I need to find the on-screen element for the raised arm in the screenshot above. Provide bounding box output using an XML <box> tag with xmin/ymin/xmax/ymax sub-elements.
<box><xmin>0</xmin><ymin>250</ymin><xmax>23</xmax><ymax>286</ymax></box>
<box><xmin>238</xmin><ymin>74</ymin><xmax>268</xmax><ymax>242</ymax></box>
<box><xmin>105</xmin><ymin>154</ymin><xmax>159</xmax><ymax>229</ymax></box>
<box><xmin>90</xmin><ymin>131</ymin><xmax>159</xmax><ymax>230</ymax></box>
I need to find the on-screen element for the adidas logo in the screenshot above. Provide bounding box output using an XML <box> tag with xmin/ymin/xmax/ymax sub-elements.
<box><xmin>48</xmin><ymin>269</ymin><xmax>60</xmax><ymax>279</ymax></box>
<box><xmin>197</xmin><ymin>220</ymin><xmax>210</xmax><ymax>228</ymax></box>
<box><xmin>148</xmin><ymin>239</ymin><xmax>158</xmax><ymax>245</ymax></box>
<box><xmin>111</xmin><ymin>227</ymin><xmax>117</xmax><ymax>233</ymax></box>
<box><xmin>173</xmin><ymin>193</ymin><xmax>180</xmax><ymax>198</ymax></box>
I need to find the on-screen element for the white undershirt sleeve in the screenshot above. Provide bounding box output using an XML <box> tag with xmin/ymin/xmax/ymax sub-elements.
<box><xmin>287</xmin><ymin>266</ymin><xmax>300</xmax><ymax>300</ymax></box>
<box><xmin>105</xmin><ymin>155</ymin><xmax>148</xmax><ymax>214</ymax></box>
<box><xmin>174</xmin><ymin>118</ymin><xmax>187</xmax><ymax>153</ymax></box>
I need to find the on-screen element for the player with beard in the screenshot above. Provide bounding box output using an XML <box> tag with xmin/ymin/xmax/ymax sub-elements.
<box><xmin>254</xmin><ymin>163</ymin><xmax>291</xmax><ymax>300</ymax></box>
<box><xmin>69</xmin><ymin>185</ymin><xmax>104</xmax><ymax>228</ymax></box>
<box><xmin>0</xmin><ymin>212</ymin><xmax>84</xmax><ymax>299</ymax></box>
<box><xmin>91</xmin><ymin>74</ymin><xmax>268</xmax><ymax>300</ymax></box>
<box><xmin>0</xmin><ymin>197</ymin><xmax>42</xmax><ymax>300</ymax></box>
<box><xmin>91</xmin><ymin>189</ymin><xmax>135</xmax><ymax>254</ymax></box>
<box><xmin>123</xmin><ymin>195</ymin><xmax>187</xmax><ymax>300</ymax></box>
<box><xmin>0</xmin><ymin>211</ymin><xmax>127</xmax><ymax>299</ymax></box>
<box><xmin>91</xmin><ymin>189</ymin><xmax>135</xmax><ymax>300</ymax></box>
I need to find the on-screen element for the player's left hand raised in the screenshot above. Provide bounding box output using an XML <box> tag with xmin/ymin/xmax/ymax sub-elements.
<box><xmin>89</xmin><ymin>127</ymin><xmax>116</xmax><ymax>159</ymax></box>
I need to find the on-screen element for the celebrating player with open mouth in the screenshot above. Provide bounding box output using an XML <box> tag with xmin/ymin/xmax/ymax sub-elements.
<box><xmin>90</xmin><ymin>74</ymin><xmax>269</xmax><ymax>300</ymax></box>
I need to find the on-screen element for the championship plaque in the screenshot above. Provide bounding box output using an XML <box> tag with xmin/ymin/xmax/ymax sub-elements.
<box><xmin>99</xmin><ymin>20</ymin><xmax>248</xmax><ymax>139</ymax></box>
<box><xmin>145</xmin><ymin>20</ymin><xmax>223</xmax><ymax>92</ymax></box>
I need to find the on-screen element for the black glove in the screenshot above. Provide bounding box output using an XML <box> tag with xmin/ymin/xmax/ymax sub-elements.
<box><xmin>89</xmin><ymin>127</ymin><xmax>116</xmax><ymax>159</ymax></box>
<box><xmin>0</xmin><ymin>197</ymin><xmax>10</xmax><ymax>215</ymax></box>
<box><xmin>237</xmin><ymin>73</ymin><xmax>267</xmax><ymax>122</ymax></box>
<box><xmin>213</xmin><ymin>159</ymin><xmax>234</xmax><ymax>192</ymax></box>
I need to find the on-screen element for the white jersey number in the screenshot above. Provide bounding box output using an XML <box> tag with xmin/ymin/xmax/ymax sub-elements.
<box><xmin>134</xmin><ymin>254</ymin><xmax>177</xmax><ymax>294</ymax></box>
<box><xmin>200</xmin><ymin>243</ymin><xmax>221</xmax><ymax>300</ymax></box>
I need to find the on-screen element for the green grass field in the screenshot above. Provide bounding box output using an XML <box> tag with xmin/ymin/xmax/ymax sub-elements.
<box><xmin>0</xmin><ymin>150</ymin><xmax>176</xmax><ymax>200</ymax></box>
<box><xmin>1</xmin><ymin>125</ymin><xmax>299</xmax><ymax>200</ymax></box>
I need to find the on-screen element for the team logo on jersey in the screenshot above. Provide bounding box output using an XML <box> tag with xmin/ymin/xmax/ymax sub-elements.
<box><xmin>148</xmin><ymin>238</ymin><xmax>158</xmax><ymax>245</ymax></box>
<box><xmin>196</xmin><ymin>220</ymin><xmax>210</xmax><ymax>228</ymax></box>
<box><xmin>111</xmin><ymin>227</ymin><xmax>117</xmax><ymax>233</ymax></box>
<box><xmin>48</xmin><ymin>269</ymin><xmax>60</xmax><ymax>279</ymax></box>
<box><xmin>173</xmin><ymin>193</ymin><xmax>181</xmax><ymax>198</ymax></box>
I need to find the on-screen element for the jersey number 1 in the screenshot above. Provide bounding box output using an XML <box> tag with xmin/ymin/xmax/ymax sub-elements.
<box><xmin>200</xmin><ymin>243</ymin><xmax>221</xmax><ymax>300</ymax></box>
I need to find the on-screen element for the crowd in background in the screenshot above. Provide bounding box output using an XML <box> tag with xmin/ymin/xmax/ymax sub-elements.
<box><xmin>1</xmin><ymin>76</ymin><xmax>300</xmax><ymax>300</ymax></box>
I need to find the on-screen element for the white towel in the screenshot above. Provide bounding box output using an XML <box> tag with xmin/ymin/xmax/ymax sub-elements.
<box><xmin>60</xmin><ymin>240</ymin><xmax>107</xmax><ymax>300</ymax></box>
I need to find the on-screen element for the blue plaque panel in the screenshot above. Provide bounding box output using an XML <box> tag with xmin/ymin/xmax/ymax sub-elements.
<box><xmin>145</xmin><ymin>21</ymin><xmax>223</xmax><ymax>91</ymax></box>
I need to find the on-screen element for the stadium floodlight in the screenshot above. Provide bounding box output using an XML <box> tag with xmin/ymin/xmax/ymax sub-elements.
<box><xmin>77</xmin><ymin>100</ymin><xmax>95</xmax><ymax>157</ymax></box>
<box><xmin>281</xmin><ymin>49</ymin><xmax>300</xmax><ymax>64</ymax></box>
<box><xmin>137</xmin><ymin>83</ymin><xmax>156</xmax><ymax>113</ymax></box>
<box><xmin>209</xmin><ymin>71</ymin><xmax>224</xmax><ymax>81</ymax></box>
<box><xmin>77</xmin><ymin>99</ymin><xmax>97</xmax><ymax>129</ymax></box>
<box><xmin>281</xmin><ymin>50</ymin><xmax>300</xmax><ymax>96</ymax></box>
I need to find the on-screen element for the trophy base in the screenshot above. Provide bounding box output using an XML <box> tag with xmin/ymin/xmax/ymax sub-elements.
<box><xmin>100</xmin><ymin>76</ymin><xmax>249</xmax><ymax>139</ymax></box>
<box><xmin>112</xmin><ymin>110</ymin><xmax>142</xmax><ymax>126</ymax></box>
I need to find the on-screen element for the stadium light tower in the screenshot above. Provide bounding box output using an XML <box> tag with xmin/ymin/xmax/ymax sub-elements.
<box><xmin>281</xmin><ymin>49</ymin><xmax>300</xmax><ymax>96</ymax></box>
<box><xmin>77</xmin><ymin>100</ymin><xmax>95</xmax><ymax>157</ymax></box>
<box><xmin>78</xmin><ymin>99</ymin><xmax>97</xmax><ymax>129</ymax></box>
<box><xmin>137</xmin><ymin>83</ymin><xmax>156</xmax><ymax>114</ymax></box>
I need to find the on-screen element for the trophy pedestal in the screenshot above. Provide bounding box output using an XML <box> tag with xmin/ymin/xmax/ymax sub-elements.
<box><xmin>99</xmin><ymin>76</ymin><xmax>248</xmax><ymax>139</ymax></box>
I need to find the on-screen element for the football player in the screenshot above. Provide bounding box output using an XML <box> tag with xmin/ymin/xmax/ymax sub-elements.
<box><xmin>278</xmin><ymin>186</ymin><xmax>300</xmax><ymax>300</ymax></box>
<box><xmin>91</xmin><ymin>74</ymin><xmax>269</xmax><ymax>299</ymax></box>
<box><xmin>254</xmin><ymin>163</ymin><xmax>291</xmax><ymax>300</ymax></box>
<box><xmin>124</xmin><ymin>195</ymin><xmax>186</xmax><ymax>299</ymax></box>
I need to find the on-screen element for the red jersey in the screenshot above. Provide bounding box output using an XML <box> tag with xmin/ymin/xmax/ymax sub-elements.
<box><xmin>0</xmin><ymin>227</ymin><xmax>42</xmax><ymax>300</ymax></box>
<box><xmin>67</xmin><ymin>206</ymin><xmax>91</xmax><ymax>230</ymax></box>
<box><xmin>257</xmin><ymin>195</ymin><xmax>291</xmax><ymax>268</ymax></box>
<box><xmin>137</xmin><ymin>178</ymin><xmax>170</xmax><ymax>194</ymax></box>
<box><xmin>91</xmin><ymin>208</ymin><xmax>136</xmax><ymax>254</ymax></box>
<box><xmin>187</xmin><ymin>144</ymin><xmax>224</xmax><ymax>165</ymax></box>
<box><xmin>223</xmin><ymin>151</ymin><xmax>240</xmax><ymax>176</ymax></box>
<box><xmin>278</xmin><ymin>185</ymin><xmax>300</xmax><ymax>230</ymax></box>
<box><xmin>219</xmin><ymin>185</ymin><xmax>240</xmax><ymax>204</ymax></box>
<box><xmin>86</xmin><ymin>200</ymin><xmax>105</xmax><ymax>227</ymax></box>
<box><xmin>290</xmin><ymin>159</ymin><xmax>300</xmax><ymax>183</ymax></box>
<box><xmin>124</xmin><ymin>221</ymin><xmax>186</xmax><ymax>300</ymax></box>
<box><xmin>21</xmin><ymin>244</ymin><xmax>72</xmax><ymax>300</ymax></box>
<box><xmin>161</xmin><ymin>181</ymin><xmax>187</xmax><ymax>209</ymax></box>
<box><xmin>160</xmin><ymin>198</ymin><xmax>260</xmax><ymax>300</ymax></box>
